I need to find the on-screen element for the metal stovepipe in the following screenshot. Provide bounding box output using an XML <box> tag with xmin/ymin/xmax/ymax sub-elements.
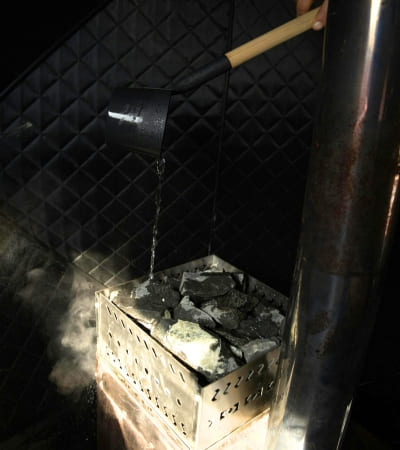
<box><xmin>265</xmin><ymin>1</ymin><xmax>400</xmax><ymax>449</ymax></box>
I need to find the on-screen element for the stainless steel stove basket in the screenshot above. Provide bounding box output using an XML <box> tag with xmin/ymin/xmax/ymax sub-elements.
<box><xmin>95</xmin><ymin>255</ymin><xmax>286</xmax><ymax>449</ymax></box>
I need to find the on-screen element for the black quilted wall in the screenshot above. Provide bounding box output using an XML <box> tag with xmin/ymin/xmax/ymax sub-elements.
<box><xmin>0</xmin><ymin>0</ymin><xmax>321</xmax><ymax>292</ymax></box>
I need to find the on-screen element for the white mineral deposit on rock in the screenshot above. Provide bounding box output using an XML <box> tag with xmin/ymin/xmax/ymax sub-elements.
<box><xmin>241</xmin><ymin>338</ymin><xmax>279</xmax><ymax>363</ymax></box>
<box><xmin>179</xmin><ymin>271</ymin><xmax>236</xmax><ymax>299</ymax></box>
<box><xmin>153</xmin><ymin>319</ymin><xmax>225</xmax><ymax>379</ymax></box>
<box><xmin>269</xmin><ymin>308</ymin><xmax>285</xmax><ymax>325</ymax></box>
<box><xmin>135</xmin><ymin>280</ymin><xmax>150</xmax><ymax>299</ymax></box>
<box><xmin>174</xmin><ymin>296</ymin><xmax>216</xmax><ymax>328</ymax></box>
<box><xmin>200</xmin><ymin>300</ymin><xmax>240</xmax><ymax>330</ymax></box>
<box><xmin>109</xmin><ymin>267</ymin><xmax>286</xmax><ymax>382</ymax></box>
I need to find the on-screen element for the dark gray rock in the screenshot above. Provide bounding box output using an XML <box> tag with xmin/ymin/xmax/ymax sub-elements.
<box><xmin>174</xmin><ymin>296</ymin><xmax>216</xmax><ymax>329</ymax></box>
<box><xmin>213</xmin><ymin>329</ymin><xmax>249</xmax><ymax>349</ymax></box>
<box><xmin>219</xmin><ymin>342</ymin><xmax>240</xmax><ymax>375</ymax></box>
<box><xmin>236</xmin><ymin>306</ymin><xmax>285</xmax><ymax>339</ymax></box>
<box><xmin>241</xmin><ymin>338</ymin><xmax>279</xmax><ymax>363</ymax></box>
<box><xmin>162</xmin><ymin>274</ymin><xmax>181</xmax><ymax>291</ymax></box>
<box><xmin>253</xmin><ymin>303</ymin><xmax>271</xmax><ymax>318</ymax></box>
<box><xmin>179</xmin><ymin>272</ymin><xmax>235</xmax><ymax>301</ymax></box>
<box><xmin>111</xmin><ymin>280</ymin><xmax>180</xmax><ymax>329</ymax></box>
<box><xmin>256</xmin><ymin>286</ymin><xmax>289</xmax><ymax>313</ymax></box>
<box><xmin>252</xmin><ymin>305</ymin><xmax>285</xmax><ymax>334</ymax></box>
<box><xmin>213</xmin><ymin>289</ymin><xmax>249</xmax><ymax>309</ymax></box>
<box><xmin>230</xmin><ymin>272</ymin><xmax>245</xmax><ymax>288</ymax></box>
<box><xmin>238</xmin><ymin>294</ymin><xmax>259</xmax><ymax>313</ymax></box>
<box><xmin>134</xmin><ymin>280</ymin><xmax>180</xmax><ymax>308</ymax></box>
<box><xmin>236</xmin><ymin>316</ymin><xmax>279</xmax><ymax>339</ymax></box>
<box><xmin>201</xmin><ymin>299</ymin><xmax>241</xmax><ymax>330</ymax></box>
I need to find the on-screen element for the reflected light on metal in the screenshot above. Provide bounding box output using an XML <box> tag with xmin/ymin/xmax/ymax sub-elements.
<box><xmin>384</xmin><ymin>173</ymin><xmax>400</xmax><ymax>238</ymax></box>
<box><xmin>266</xmin><ymin>0</ymin><xmax>400</xmax><ymax>448</ymax></box>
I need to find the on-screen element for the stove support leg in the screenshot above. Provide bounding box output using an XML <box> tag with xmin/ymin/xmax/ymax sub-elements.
<box><xmin>265</xmin><ymin>1</ymin><xmax>400</xmax><ymax>449</ymax></box>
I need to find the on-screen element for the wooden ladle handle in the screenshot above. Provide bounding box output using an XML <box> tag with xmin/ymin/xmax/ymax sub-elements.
<box><xmin>225</xmin><ymin>8</ymin><xmax>319</xmax><ymax>68</ymax></box>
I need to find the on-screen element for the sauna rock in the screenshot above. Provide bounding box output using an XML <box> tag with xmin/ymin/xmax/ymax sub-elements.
<box><xmin>112</xmin><ymin>270</ymin><xmax>285</xmax><ymax>381</ymax></box>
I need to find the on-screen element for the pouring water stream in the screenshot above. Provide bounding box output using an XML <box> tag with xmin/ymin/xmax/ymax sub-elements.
<box><xmin>149</xmin><ymin>157</ymin><xmax>166</xmax><ymax>280</ymax></box>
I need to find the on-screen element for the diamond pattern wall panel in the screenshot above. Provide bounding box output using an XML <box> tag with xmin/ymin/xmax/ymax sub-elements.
<box><xmin>213</xmin><ymin>0</ymin><xmax>322</xmax><ymax>293</ymax></box>
<box><xmin>1</xmin><ymin>0</ymin><xmax>322</xmax><ymax>292</ymax></box>
<box><xmin>0</xmin><ymin>0</ymin><xmax>232</xmax><ymax>286</ymax></box>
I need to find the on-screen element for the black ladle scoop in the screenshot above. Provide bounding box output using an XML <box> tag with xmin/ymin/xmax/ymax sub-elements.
<box><xmin>106</xmin><ymin>8</ymin><xmax>318</xmax><ymax>158</ymax></box>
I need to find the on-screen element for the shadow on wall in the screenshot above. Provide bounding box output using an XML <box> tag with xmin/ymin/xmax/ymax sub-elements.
<box><xmin>0</xmin><ymin>213</ymin><xmax>101</xmax><ymax>445</ymax></box>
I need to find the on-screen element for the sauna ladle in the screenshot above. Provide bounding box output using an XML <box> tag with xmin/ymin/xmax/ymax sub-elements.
<box><xmin>106</xmin><ymin>8</ymin><xmax>319</xmax><ymax>158</ymax></box>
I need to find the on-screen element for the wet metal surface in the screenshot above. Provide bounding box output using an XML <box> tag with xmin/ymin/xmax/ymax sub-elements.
<box><xmin>266</xmin><ymin>1</ymin><xmax>400</xmax><ymax>449</ymax></box>
<box><xmin>97</xmin><ymin>360</ymin><xmax>270</xmax><ymax>450</ymax></box>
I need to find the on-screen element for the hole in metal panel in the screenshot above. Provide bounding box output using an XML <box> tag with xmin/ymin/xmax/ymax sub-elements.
<box><xmin>223</xmin><ymin>382</ymin><xmax>231</xmax><ymax>395</ymax></box>
<box><xmin>143</xmin><ymin>340</ymin><xmax>149</xmax><ymax>350</ymax></box>
<box><xmin>121</xmin><ymin>319</ymin><xmax>125</xmax><ymax>328</ymax></box>
<box><xmin>254</xmin><ymin>386</ymin><xmax>264</xmax><ymax>399</ymax></box>
<box><xmin>211</xmin><ymin>389</ymin><xmax>220</xmax><ymax>402</ymax></box>
<box><xmin>106</xmin><ymin>306</ymin><xmax>112</xmax><ymax>316</ymax></box>
<box><xmin>246</xmin><ymin>370</ymin><xmax>255</xmax><ymax>381</ymax></box>
<box><xmin>169</xmin><ymin>363</ymin><xmax>175</xmax><ymax>374</ymax></box>
<box><xmin>152</xmin><ymin>347</ymin><xmax>157</xmax><ymax>358</ymax></box>
<box><xmin>179</xmin><ymin>371</ymin><xmax>185</xmax><ymax>383</ymax></box>
<box><xmin>129</xmin><ymin>328</ymin><xmax>133</xmax><ymax>335</ymax></box>
<box><xmin>176</xmin><ymin>398</ymin><xmax>182</xmax><ymax>406</ymax></box>
<box><xmin>234</xmin><ymin>376</ymin><xmax>242</xmax><ymax>388</ymax></box>
<box><xmin>144</xmin><ymin>367</ymin><xmax>149</xmax><ymax>375</ymax></box>
<box><xmin>114</xmin><ymin>313</ymin><xmax>118</xmax><ymax>321</ymax></box>
<box><xmin>181</xmin><ymin>423</ymin><xmax>187</xmax><ymax>435</ymax></box>
<box><xmin>136</xmin><ymin>335</ymin><xmax>141</xmax><ymax>343</ymax></box>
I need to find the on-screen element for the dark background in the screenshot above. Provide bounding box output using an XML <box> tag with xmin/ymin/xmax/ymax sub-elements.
<box><xmin>0</xmin><ymin>0</ymin><xmax>399</xmax><ymax>448</ymax></box>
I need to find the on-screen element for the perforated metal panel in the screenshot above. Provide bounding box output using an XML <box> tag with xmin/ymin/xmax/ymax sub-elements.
<box><xmin>96</xmin><ymin>255</ymin><xmax>284</xmax><ymax>449</ymax></box>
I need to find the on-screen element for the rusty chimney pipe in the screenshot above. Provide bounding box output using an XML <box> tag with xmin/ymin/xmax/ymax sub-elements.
<box><xmin>265</xmin><ymin>1</ymin><xmax>400</xmax><ymax>449</ymax></box>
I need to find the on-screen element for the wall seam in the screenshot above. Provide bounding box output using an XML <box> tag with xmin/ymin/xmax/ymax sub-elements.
<box><xmin>208</xmin><ymin>0</ymin><xmax>235</xmax><ymax>255</ymax></box>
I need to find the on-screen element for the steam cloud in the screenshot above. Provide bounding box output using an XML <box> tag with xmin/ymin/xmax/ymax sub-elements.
<box><xmin>48</xmin><ymin>270</ymin><xmax>98</xmax><ymax>397</ymax></box>
<box><xmin>4</xmin><ymin>228</ymin><xmax>101</xmax><ymax>398</ymax></box>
